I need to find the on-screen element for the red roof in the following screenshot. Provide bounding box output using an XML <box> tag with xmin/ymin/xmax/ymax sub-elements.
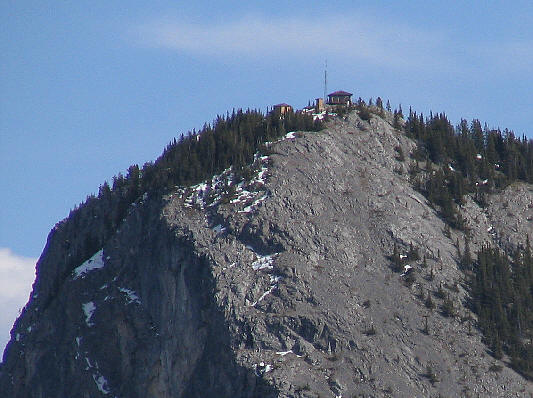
<box><xmin>328</xmin><ymin>90</ymin><xmax>352</xmax><ymax>97</ymax></box>
<box><xmin>273</xmin><ymin>103</ymin><xmax>292</xmax><ymax>107</ymax></box>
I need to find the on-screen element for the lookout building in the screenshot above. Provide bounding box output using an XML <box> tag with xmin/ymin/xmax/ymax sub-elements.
<box><xmin>327</xmin><ymin>91</ymin><xmax>353</xmax><ymax>106</ymax></box>
<box><xmin>272</xmin><ymin>103</ymin><xmax>293</xmax><ymax>116</ymax></box>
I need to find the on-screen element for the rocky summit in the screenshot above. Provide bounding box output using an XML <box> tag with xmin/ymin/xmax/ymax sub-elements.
<box><xmin>1</xmin><ymin>107</ymin><xmax>533</xmax><ymax>397</ymax></box>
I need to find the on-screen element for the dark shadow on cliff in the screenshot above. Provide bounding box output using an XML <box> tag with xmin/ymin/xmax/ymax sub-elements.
<box><xmin>0</xmin><ymin>194</ymin><xmax>279</xmax><ymax>398</ymax></box>
<box><xmin>125</xmin><ymin>197</ymin><xmax>280</xmax><ymax>398</ymax></box>
<box><xmin>173</xmin><ymin>240</ymin><xmax>279</xmax><ymax>398</ymax></box>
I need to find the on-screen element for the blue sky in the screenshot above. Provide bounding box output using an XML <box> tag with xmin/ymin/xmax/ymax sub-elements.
<box><xmin>1</xmin><ymin>1</ymin><xmax>533</xmax><ymax>351</ymax></box>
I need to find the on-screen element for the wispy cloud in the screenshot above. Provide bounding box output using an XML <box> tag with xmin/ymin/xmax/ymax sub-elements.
<box><xmin>133</xmin><ymin>14</ymin><xmax>451</xmax><ymax>72</ymax></box>
<box><xmin>133</xmin><ymin>13</ymin><xmax>533</xmax><ymax>80</ymax></box>
<box><xmin>0</xmin><ymin>248</ymin><xmax>36</xmax><ymax>355</ymax></box>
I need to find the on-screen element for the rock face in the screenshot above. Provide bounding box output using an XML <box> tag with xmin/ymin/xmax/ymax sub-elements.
<box><xmin>1</xmin><ymin>109</ymin><xmax>533</xmax><ymax>397</ymax></box>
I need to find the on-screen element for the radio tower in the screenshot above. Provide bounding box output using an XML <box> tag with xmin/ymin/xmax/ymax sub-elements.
<box><xmin>323</xmin><ymin>59</ymin><xmax>328</xmax><ymax>102</ymax></box>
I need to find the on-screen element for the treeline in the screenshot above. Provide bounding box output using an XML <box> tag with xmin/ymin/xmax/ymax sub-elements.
<box><xmin>141</xmin><ymin>108</ymin><xmax>319</xmax><ymax>190</ymax></box>
<box><xmin>406</xmin><ymin>111</ymin><xmax>533</xmax><ymax>227</ymax></box>
<box><xmin>58</xmin><ymin>108</ymin><xmax>321</xmax><ymax>270</ymax></box>
<box><xmin>470</xmin><ymin>241</ymin><xmax>533</xmax><ymax>377</ymax></box>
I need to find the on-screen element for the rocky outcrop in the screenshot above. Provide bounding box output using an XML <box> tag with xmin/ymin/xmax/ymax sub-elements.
<box><xmin>1</xmin><ymin>109</ymin><xmax>532</xmax><ymax>397</ymax></box>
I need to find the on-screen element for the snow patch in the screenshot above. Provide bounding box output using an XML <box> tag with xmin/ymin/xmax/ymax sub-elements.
<box><xmin>312</xmin><ymin>111</ymin><xmax>330</xmax><ymax>121</ymax></box>
<box><xmin>93</xmin><ymin>373</ymin><xmax>111</xmax><ymax>395</ymax></box>
<box><xmin>265</xmin><ymin>129</ymin><xmax>305</xmax><ymax>144</ymax></box>
<box><xmin>276</xmin><ymin>349</ymin><xmax>303</xmax><ymax>358</ymax></box>
<box><xmin>401</xmin><ymin>264</ymin><xmax>412</xmax><ymax>277</ymax></box>
<box><xmin>252</xmin><ymin>253</ymin><xmax>277</xmax><ymax>271</ymax></box>
<box><xmin>73</xmin><ymin>250</ymin><xmax>105</xmax><ymax>279</ymax></box>
<box><xmin>84</xmin><ymin>356</ymin><xmax>112</xmax><ymax>395</ymax></box>
<box><xmin>253</xmin><ymin>362</ymin><xmax>273</xmax><ymax>376</ymax></box>
<box><xmin>82</xmin><ymin>302</ymin><xmax>96</xmax><ymax>327</ymax></box>
<box><xmin>249</xmin><ymin>274</ymin><xmax>283</xmax><ymax>307</ymax></box>
<box><xmin>231</xmin><ymin>190</ymin><xmax>255</xmax><ymax>204</ymax></box>
<box><xmin>285</xmin><ymin>131</ymin><xmax>296</xmax><ymax>139</ymax></box>
<box><xmin>184</xmin><ymin>181</ymin><xmax>211</xmax><ymax>209</ymax></box>
<box><xmin>240</xmin><ymin>193</ymin><xmax>268</xmax><ymax>214</ymax></box>
<box><xmin>276</xmin><ymin>350</ymin><xmax>292</xmax><ymax>356</ymax></box>
<box><xmin>256</xmin><ymin>166</ymin><xmax>268</xmax><ymax>184</ymax></box>
<box><xmin>212</xmin><ymin>224</ymin><xmax>226</xmax><ymax>234</ymax></box>
<box><xmin>246</xmin><ymin>246</ymin><xmax>283</xmax><ymax>307</ymax></box>
<box><xmin>118</xmin><ymin>287</ymin><xmax>141</xmax><ymax>304</ymax></box>
<box><xmin>78</xmin><ymin>346</ymin><xmax>112</xmax><ymax>394</ymax></box>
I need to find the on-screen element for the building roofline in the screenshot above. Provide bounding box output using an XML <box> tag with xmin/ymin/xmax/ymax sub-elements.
<box><xmin>327</xmin><ymin>90</ymin><xmax>353</xmax><ymax>97</ymax></box>
<box><xmin>273</xmin><ymin>103</ymin><xmax>292</xmax><ymax>107</ymax></box>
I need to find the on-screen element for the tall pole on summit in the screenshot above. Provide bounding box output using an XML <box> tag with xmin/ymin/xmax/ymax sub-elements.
<box><xmin>324</xmin><ymin>59</ymin><xmax>328</xmax><ymax>102</ymax></box>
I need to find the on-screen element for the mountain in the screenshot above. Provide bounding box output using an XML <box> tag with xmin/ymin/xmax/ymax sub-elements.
<box><xmin>1</xmin><ymin>104</ymin><xmax>533</xmax><ymax>397</ymax></box>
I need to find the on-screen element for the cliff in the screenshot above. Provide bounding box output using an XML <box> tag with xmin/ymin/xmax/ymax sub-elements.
<box><xmin>1</xmin><ymin>108</ymin><xmax>533</xmax><ymax>397</ymax></box>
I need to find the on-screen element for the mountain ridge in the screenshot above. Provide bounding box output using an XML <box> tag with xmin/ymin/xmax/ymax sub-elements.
<box><xmin>2</xmin><ymin>105</ymin><xmax>533</xmax><ymax>397</ymax></box>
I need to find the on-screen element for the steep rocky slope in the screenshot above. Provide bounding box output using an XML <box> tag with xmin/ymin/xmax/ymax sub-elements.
<box><xmin>1</xmin><ymin>109</ymin><xmax>533</xmax><ymax>397</ymax></box>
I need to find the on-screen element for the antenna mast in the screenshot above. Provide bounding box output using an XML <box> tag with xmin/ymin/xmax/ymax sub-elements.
<box><xmin>323</xmin><ymin>59</ymin><xmax>328</xmax><ymax>101</ymax></box>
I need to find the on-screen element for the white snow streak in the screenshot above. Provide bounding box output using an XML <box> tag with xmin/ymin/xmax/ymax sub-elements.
<box><xmin>240</xmin><ymin>193</ymin><xmax>268</xmax><ymax>214</ymax></box>
<box><xmin>73</xmin><ymin>250</ymin><xmax>105</xmax><ymax>279</ymax></box>
<box><xmin>250</xmin><ymin>285</ymin><xmax>277</xmax><ymax>307</ymax></box>
<box><xmin>276</xmin><ymin>350</ymin><xmax>293</xmax><ymax>356</ymax></box>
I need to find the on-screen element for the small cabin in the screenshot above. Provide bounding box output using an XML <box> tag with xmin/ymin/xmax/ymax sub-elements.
<box><xmin>272</xmin><ymin>103</ymin><xmax>293</xmax><ymax>116</ymax></box>
<box><xmin>327</xmin><ymin>91</ymin><xmax>353</xmax><ymax>106</ymax></box>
